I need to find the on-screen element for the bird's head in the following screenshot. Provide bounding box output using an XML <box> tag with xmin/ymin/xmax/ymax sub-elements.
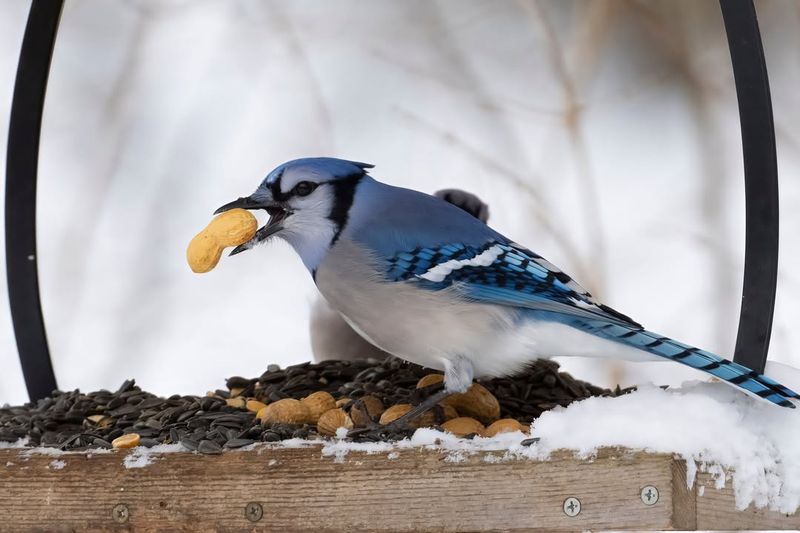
<box><xmin>216</xmin><ymin>157</ymin><xmax>373</xmax><ymax>269</ymax></box>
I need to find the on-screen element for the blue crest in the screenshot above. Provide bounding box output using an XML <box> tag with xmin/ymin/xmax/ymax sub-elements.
<box><xmin>263</xmin><ymin>157</ymin><xmax>374</xmax><ymax>188</ymax></box>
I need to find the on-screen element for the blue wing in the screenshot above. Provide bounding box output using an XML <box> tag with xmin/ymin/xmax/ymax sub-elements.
<box><xmin>386</xmin><ymin>239</ymin><xmax>641</xmax><ymax>328</ymax></box>
<box><xmin>383</xmin><ymin>238</ymin><xmax>799</xmax><ymax>408</ymax></box>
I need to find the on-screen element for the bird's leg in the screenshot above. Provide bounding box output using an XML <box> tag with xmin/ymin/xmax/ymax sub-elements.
<box><xmin>348</xmin><ymin>389</ymin><xmax>453</xmax><ymax>440</ymax></box>
<box><xmin>387</xmin><ymin>389</ymin><xmax>452</xmax><ymax>428</ymax></box>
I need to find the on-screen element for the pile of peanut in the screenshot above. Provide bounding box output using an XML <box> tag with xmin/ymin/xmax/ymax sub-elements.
<box><xmin>224</xmin><ymin>373</ymin><xmax>528</xmax><ymax>438</ymax></box>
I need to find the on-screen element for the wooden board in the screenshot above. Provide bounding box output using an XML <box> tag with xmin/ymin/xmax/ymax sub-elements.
<box><xmin>695</xmin><ymin>471</ymin><xmax>800</xmax><ymax>531</ymax></box>
<box><xmin>0</xmin><ymin>445</ymin><xmax>795</xmax><ymax>531</ymax></box>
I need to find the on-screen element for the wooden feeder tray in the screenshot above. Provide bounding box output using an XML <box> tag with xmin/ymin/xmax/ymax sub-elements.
<box><xmin>2</xmin><ymin>446</ymin><xmax>798</xmax><ymax>531</ymax></box>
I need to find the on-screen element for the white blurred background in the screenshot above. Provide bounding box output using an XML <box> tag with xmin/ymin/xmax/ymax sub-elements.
<box><xmin>1</xmin><ymin>0</ymin><xmax>799</xmax><ymax>405</ymax></box>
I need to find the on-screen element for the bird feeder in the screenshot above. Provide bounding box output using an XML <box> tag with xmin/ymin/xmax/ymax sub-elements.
<box><xmin>2</xmin><ymin>1</ymin><xmax>792</xmax><ymax>531</ymax></box>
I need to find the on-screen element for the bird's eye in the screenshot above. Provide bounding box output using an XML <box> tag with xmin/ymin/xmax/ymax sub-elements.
<box><xmin>293</xmin><ymin>181</ymin><xmax>317</xmax><ymax>197</ymax></box>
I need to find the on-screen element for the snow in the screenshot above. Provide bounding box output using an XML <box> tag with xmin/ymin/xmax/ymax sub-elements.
<box><xmin>48</xmin><ymin>459</ymin><xmax>66</xmax><ymax>470</ymax></box>
<box><xmin>122</xmin><ymin>450</ymin><xmax>153</xmax><ymax>469</ymax></box>
<box><xmin>20</xmin><ymin>447</ymin><xmax>69</xmax><ymax>457</ymax></box>
<box><xmin>122</xmin><ymin>443</ymin><xmax>187</xmax><ymax>469</ymax></box>
<box><xmin>528</xmin><ymin>381</ymin><xmax>800</xmax><ymax>513</ymax></box>
<box><xmin>0</xmin><ymin>438</ymin><xmax>29</xmax><ymax>449</ymax></box>
<box><xmin>6</xmin><ymin>444</ymin><xmax>112</xmax><ymax>458</ymax></box>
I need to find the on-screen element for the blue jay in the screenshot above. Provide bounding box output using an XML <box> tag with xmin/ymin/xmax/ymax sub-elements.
<box><xmin>216</xmin><ymin>157</ymin><xmax>799</xmax><ymax>425</ymax></box>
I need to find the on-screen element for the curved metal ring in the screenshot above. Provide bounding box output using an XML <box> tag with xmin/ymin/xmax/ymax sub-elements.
<box><xmin>720</xmin><ymin>0</ymin><xmax>779</xmax><ymax>373</ymax></box>
<box><xmin>6</xmin><ymin>0</ymin><xmax>63</xmax><ymax>401</ymax></box>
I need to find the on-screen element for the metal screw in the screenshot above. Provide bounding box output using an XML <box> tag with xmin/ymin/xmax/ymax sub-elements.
<box><xmin>641</xmin><ymin>485</ymin><xmax>659</xmax><ymax>505</ymax></box>
<box><xmin>563</xmin><ymin>497</ymin><xmax>581</xmax><ymax>517</ymax></box>
<box><xmin>112</xmin><ymin>504</ymin><xmax>130</xmax><ymax>523</ymax></box>
<box><xmin>245</xmin><ymin>502</ymin><xmax>263</xmax><ymax>522</ymax></box>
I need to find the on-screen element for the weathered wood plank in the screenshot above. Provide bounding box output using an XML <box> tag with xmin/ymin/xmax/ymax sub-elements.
<box><xmin>671</xmin><ymin>456</ymin><xmax>697</xmax><ymax>530</ymax></box>
<box><xmin>1</xmin><ymin>447</ymin><xmax>678</xmax><ymax>532</ymax></box>
<box><xmin>695</xmin><ymin>471</ymin><xmax>800</xmax><ymax>531</ymax></box>
<box><xmin>1</xmin><ymin>446</ymin><xmax>797</xmax><ymax>531</ymax></box>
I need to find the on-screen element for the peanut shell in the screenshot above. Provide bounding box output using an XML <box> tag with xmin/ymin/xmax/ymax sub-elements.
<box><xmin>317</xmin><ymin>408</ymin><xmax>353</xmax><ymax>437</ymax></box>
<box><xmin>300</xmin><ymin>391</ymin><xmax>337</xmax><ymax>424</ymax></box>
<box><xmin>416</xmin><ymin>374</ymin><xmax>444</xmax><ymax>389</ymax></box>
<box><xmin>226</xmin><ymin>397</ymin><xmax>246</xmax><ymax>409</ymax></box>
<box><xmin>484</xmin><ymin>418</ymin><xmax>529</xmax><ymax>437</ymax></box>
<box><xmin>112</xmin><ymin>433</ymin><xmax>141</xmax><ymax>449</ymax></box>
<box><xmin>350</xmin><ymin>395</ymin><xmax>385</xmax><ymax>427</ymax></box>
<box><xmin>259</xmin><ymin>398</ymin><xmax>309</xmax><ymax>425</ymax></box>
<box><xmin>442</xmin><ymin>383</ymin><xmax>501</xmax><ymax>424</ymax></box>
<box><xmin>246</xmin><ymin>400</ymin><xmax>267</xmax><ymax>413</ymax></box>
<box><xmin>441</xmin><ymin>417</ymin><xmax>485</xmax><ymax>437</ymax></box>
<box><xmin>187</xmin><ymin>208</ymin><xmax>258</xmax><ymax>273</ymax></box>
<box><xmin>379</xmin><ymin>404</ymin><xmax>412</xmax><ymax>425</ymax></box>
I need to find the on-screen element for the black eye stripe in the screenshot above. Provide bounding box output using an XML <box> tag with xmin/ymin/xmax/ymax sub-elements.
<box><xmin>292</xmin><ymin>181</ymin><xmax>317</xmax><ymax>197</ymax></box>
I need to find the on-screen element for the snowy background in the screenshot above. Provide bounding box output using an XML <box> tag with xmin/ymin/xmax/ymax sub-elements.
<box><xmin>2</xmin><ymin>0</ymin><xmax>800</xmax><ymax>405</ymax></box>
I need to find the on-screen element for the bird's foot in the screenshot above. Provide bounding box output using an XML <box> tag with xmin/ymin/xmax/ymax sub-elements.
<box><xmin>347</xmin><ymin>389</ymin><xmax>452</xmax><ymax>442</ymax></box>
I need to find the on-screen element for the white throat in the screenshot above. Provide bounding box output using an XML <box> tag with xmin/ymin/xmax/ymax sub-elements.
<box><xmin>280</xmin><ymin>220</ymin><xmax>337</xmax><ymax>272</ymax></box>
<box><xmin>277</xmin><ymin>187</ymin><xmax>339</xmax><ymax>272</ymax></box>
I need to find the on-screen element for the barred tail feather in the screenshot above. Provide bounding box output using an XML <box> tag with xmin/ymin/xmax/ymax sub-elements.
<box><xmin>588</xmin><ymin>322</ymin><xmax>799</xmax><ymax>408</ymax></box>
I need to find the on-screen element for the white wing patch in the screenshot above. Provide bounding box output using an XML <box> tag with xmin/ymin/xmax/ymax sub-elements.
<box><xmin>418</xmin><ymin>244</ymin><xmax>504</xmax><ymax>283</ymax></box>
<box><xmin>569</xmin><ymin>297</ymin><xmax>601</xmax><ymax>311</ymax></box>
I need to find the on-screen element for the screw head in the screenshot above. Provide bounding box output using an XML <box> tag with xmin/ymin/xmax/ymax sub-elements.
<box><xmin>641</xmin><ymin>485</ymin><xmax>659</xmax><ymax>505</ymax></box>
<box><xmin>563</xmin><ymin>497</ymin><xmax>581</xmax><ymax>517</ymax></box>
<box><xmin>245</xmin><ymin>502</ymin><xmax>263</xmax><ymax>522</ymax></box>
<box><xmin>112</xmin><ymin>503</ymin><xmax>130</xmax><ymax>523</ymax></box>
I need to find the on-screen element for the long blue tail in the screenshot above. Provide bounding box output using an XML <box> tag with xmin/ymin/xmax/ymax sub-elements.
<box><xmin>578</xmin><ymin>319</ymin><xmax>799</xmax><ymax>408</ymax></box>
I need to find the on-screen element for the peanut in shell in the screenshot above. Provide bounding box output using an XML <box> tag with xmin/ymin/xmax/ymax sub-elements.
<box><xmin>187</xmin><ymin>208</ymin><xmax>258</xmax><ymax>273</ymax></box>
<box><xmin>317</xmin><ymin>408</ymin><xmax>353</xmax><ymax>437</ymax></box>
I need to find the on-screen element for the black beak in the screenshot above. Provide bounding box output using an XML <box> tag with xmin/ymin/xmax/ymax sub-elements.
<box><xmin>214</xmin><ymin>196</ymin><xmax>270</xmax><ymax>214</ymax></box>
<box><xmin>214</xmin><ymin>195</ymin><xmax>290</xmax><ymax>256</ymax></box>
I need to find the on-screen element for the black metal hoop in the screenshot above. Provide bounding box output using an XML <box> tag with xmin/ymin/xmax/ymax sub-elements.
<box><xmin>720</xmin><ymin>0</ymin><xmax>778</xmax><ymax>374</ymax></box>
<box><xmin>5</xmin><ymin>0</ymin><xmax>778</xmax><ymax>402</ymax></box>
<box><xmin>6</xmin><ymin>0</ymin><xmax>63</xmax><ymax>401</ymax></box>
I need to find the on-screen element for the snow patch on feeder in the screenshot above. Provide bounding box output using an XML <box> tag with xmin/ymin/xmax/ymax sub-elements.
<box><xmin>321</xmin><ymin>431</ymin><xmax>395</xmax><ymax>463</ymax></box>
<box><xmin>0</xmin><ymin>438</ymin><xmax>29</xmax><ymax>449</ymax></box>
<box><xmin>122</xmin><ymin>443</ymin><xmax>187</xmax><ymax>469</ymax></box>
<box><xmin>525</xmin><ymin>379</ymin><xmax>800</xmax><ymax>514</ymax></box>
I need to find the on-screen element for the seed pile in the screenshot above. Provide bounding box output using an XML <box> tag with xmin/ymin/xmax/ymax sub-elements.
<box><xmin>0</xmin><ymin>358</ymin><xmax>631</xmax><ymax>453</ymax></box>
